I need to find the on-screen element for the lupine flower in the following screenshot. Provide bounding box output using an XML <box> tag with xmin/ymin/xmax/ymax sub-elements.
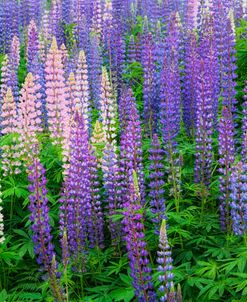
<box><xmin>241</xmin><ymin>83</ymin><xmax>247</xmax><ymax>160</ymax></box>
<box><xmin>157</xmin><ymin>220</ymin><xmax>176</xmax><ymax>302</ymax></box>
<box><xmin>49</xmin><ymin>0</ymin><xmax>64</xmax><ymax>46</ymax></box>
<box><xmin>0</xmin><ymin>55</ymin><xmax>11</xmax><ymax>118</ymax></box>
<box><xmin>184</xmin><ymin>0</ymin><xmax>199</xmax><ymax>31</ymax></box>
<box><xmin>72</xmin><ymin>0</ymin><xmax>89</xmax><ymax>50</ymax></box>
<box><xmin>99</xmin><ymin>67</ymin><xmax>118</xmax><ymax>145</ymax></box>
<box><xmin>88</xmin><ymin>34</ymin><xmax>102</xmax><ymax>109</ymax></box>
<box><xmin>1</xmin><ymin>89</ymin><xmax>22</xmax><ymax>176</ymax></box>
<box><xmin>66</xmin><ymin>72</ymin><xmax>77</xmax><ymax>120</ymax></box>
<box><xmin>148</xmin><ymin>134</ymin><xmax>166</xmax><ymax>233</ymax></box>
<box><xmin>119</xmin><ymin>88</ymin><xmax>145</xmax><ymax>204</ymax></box>
<box><xmin>142</xmin><ymin>32</ymin><xmax>156</xmax><ymax>136</ymax></box>
<box><xmin>91</xmin><ymin>120</ymin><xmax>106</xmax><ymax>169</ymax></box>
<box><xmin>91</xmin><ymin>0</ymin><xmax>103</xmax><ymax>37</ymax></box>
<box><xmin>17</xmin><ymin>73</ymin><xmax>42</xmax><ymax>163</ymax></box>
<box><xmin>45</xmin><ymin>37</ymin><xmax>69</xmax><ymax>146</ymax></box>
<box><xmin>60</xmin><ymin>113</ymin><xmax>94</xmax><ymax>262</ymax></box>
<box><xmin>9</xmin><ymin>35</ymin><xmax>20</xmax><ymax>105</ymax></box>
<box><xmin>218</xmin><ymin>107</ymin><xmax>235</xmax><ymax>231</ymax></box>
<box><xmin>122</xmin><ymin>171</ymin><xmax>156</xmax><ymax>301</ymax></box>
<box><xmin>27</xmin><ymin>21</ymin><xmax>47</xmax><ymax>129</ymax></box>
<box><xmin>89</xmin><ymin>146</ymin><xmax>104</xmax><ymax>248</ymax></box>
<box><xmin>0</xmin><ymin>182</ymin><xmax>4</xmax><ymax>245</ymax></box>
<box><xmin>102</xmin><ymin>142</ymin><xmax>122</xmax><ymax>247</ymax></box>
<box><xmin>28</xmin><ymin>156</ymin><xmax>64</xmax><ymax>301</ymax></box>
<box><xmin>194</xmin><ymin>18</ymin><xmax>218</xmax><ymax>188</ymax></box>
<box><xmin>21</xmin><ymin>0</ymin><xmax>42</xmax><ymax>27</ymax></box>
<box><xmin>183</xmin><ymin>32</ymin><xmax>199</xmax><ymax>135</ymax></box>
<box><xmin>230</xmin><ymin>162</ymin><xmax>247</xmax><ymax>236</ymax></box>
<box><xmin>221</xmin><ymin>12</ymin><xmax>237</xmax><ymax>113</ymax></box>
<box><xmin>0</xmin><ymin>0</ymin><xmax>19</xmax><ymax>53</ymax></box>
<box><xmin>62</xmin><ymin>0</ymin><xmax>71</xmax><ymax>24</ymax></box>
<box><xmin>75</xmin><ymin>50</ymin><xmax>90</xmax><ymax>131</ymax></box>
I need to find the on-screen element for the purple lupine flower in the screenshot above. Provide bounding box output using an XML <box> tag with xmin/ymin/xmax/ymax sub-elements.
<box><xmin>199</xmin><ymin>14</ymin><xmax>220</xmax><ymax>125</ymax></box>
<box><xmin>21</xmin><ymin>0</ymin><xmax>42</xmax><ymax>28</ymax></box>
<box><xmin>9</xmin><ymin>35</ymin><xmax>20</xmax><ymax>105</ymax></box>
<box><xmin>72</xmin><ymin>0</ymin><xmax>89</xmax><ymax>50</ymax></box>
<box><xmin>91</xmin><ymin>0</ymin><xmax>103</xmax><ymax>38</ymax></box>
<box><xmin>194</xmin><ymin>19</ymin><xmax>219</xmax><ymax>187</ymax></box>
<box><xmin>148</xmin><ymin>134</ymin><xmax>166</xmax><ymax>233</ymax></box>
<box><xmin>142</xmin><ymin>32</ymin><xmax>156</xmax><ymax>136</ymax></box>
<box><xmin>88</xmin><ymin>35</ymin><xmax>102</xmax><ymax>109</ymax></box>
<box><xmin>102</xmin><ymin>142</ymin><xmax>123</xmax><ymax>247</ymax></box>
<box><xmin>119</xmin><ymin>88</ymin><xmax>145</xmax><ymax>204</ymax></box>
<box><xmin>60</xmin><ymin>113</ymin><xmax>94</xmax><ymax>261</ymax></box>
<box><xmin>157</xmin><ymin>220</ymin><xmax>176</xmax><ymax>302</ymax></box>
<box><xmin>194</xmin><ymin>57</ymin><xmax>213</xmax><ymax>188</ymax></box>
<box><xmin>241</xmin><ymin>83</ymin><xmax>247</xmax><ymax>160</ymax></box>
<box><xmin>28</xmin><ymin>156</ymin><xmax>64</xmax><ymax>301</ymax></box>
<box><xmin>122</xmin><ymin>171</ymin><xmax>156</xmax><ymax>302</ymax></box>
<box><xmin>218</xmin><ymin>107</ymin><xmax>235</xmax><ymax>231</ymax></box>
<box><xmin>232</xmin><ymin>0</ymin><xmax>244</xmax><ymax>20</ymax></box>
<box><xmin>62</xmin><ymin>0</ymin><xmax>71</xmax><ymax>24</ymax></box>
<box><xmin>49</xmin><ymin>0</ymin><xmax>64</xmax><ymax>46</ymax></box>
<box><xmin>27</xmin><ymin>20</ymin><xmax>47</xmax><ymax>128</ymax></box>
<box><xmin>0</xmin><ymin>0</ymin><xmax>19</xmax><ymax>53</ymax></box>
<box><xmin>28</xmin><ymin>158</ymin><xmax>55</xmax><ymax>270</ymax></box>
<box><xmin>89</xmin><ymin>146</ymin><xmax>104</xmax><ymax>249</ymax></box>
<box><xmin>221</xmin><ymin>15</ymin><xmax>237</xmax><ymax>113</ymax></box>
<box><xmin>0</xmin><ymin>55</ymin><xmax>11</xmax><ymax>116</ymax></box>
<box><xmin>183</xmin><ymin>32</ymin><xmax>199</xmax><ymax>136</ymax></box>
<box><xmin>229</xmin><ymin>162</ymin><xmax>247</xmax><ymax>236</ymax></box>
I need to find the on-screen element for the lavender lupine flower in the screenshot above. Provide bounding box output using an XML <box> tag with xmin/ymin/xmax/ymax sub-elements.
<box><xmin>0</xmin><ymin>182</ymin><xmax>4</xmax><ymax>244</ymax></box>
<box><xmin>28</xmin><ymin>157</ymin><xmax>64</xmax><ymax>301</ymax></box>
<box><xmin>232</xmin><ymin>0</ymin><xmax>244</xmax><ymax>20</ymax></box>
<box><xmin>183</xmin><ymin>32</ymin><xmax>199</xmax><ymax>136</ymax></box>
<box><xmin>148</xmin><ymin>134</ymin><xmax>166</xmax><ymax>233</ymax></box>
<box><xmin>142</xmin><ymin>32</ymin><xmax>156</xmax><ymax>136</ymax></box>
<box><xmin>99</xmin><ymin>68</ymin><xmax>118</xmax><ymax>145</ymax></box>
<box><xmin>102</xmin><ymin>142</ymin><xmax>122</xmax><ymax>247</ymax></box>
<box><xmin>184</xmin><ymin>0</ymin><xmax>198</xmax><ymax>31</ymax></box>
<box><xmin>49</xmin><ymin>0</ymin><xmax>64</xmax><ymax>46</ymax></box>
<box><xmin>160</xmin><ymin>55</ymin><xmax>181</xmax><ymax>211</ymax></box>
<box><xmin>221</xmin><ymin>13</ymin><xmax>237</xmax><ymax>113</ymax></box>
<box><xmin>74</xmin><ymin>50</ymin><xmax>90</xmax><ymax>131</ymax></box>
<box><xmin>241</xmin><ymin>84</ymin><xmax>247</xmax><ymax>160</ymax></box>
<box><xmin>0</xmin><ymin>0</ymin><xmax>19</xmax><ymax>53</ymax></box>
<box><xmin>119</xmin><ymin>88</ymin><xmax>145</xmax><ymax>204</ymax></box>
<box><xmin>60</xmin><ymin>113</ymin><xmax>94</xmax><ymax>261</ymax></box>
<box><xmin>27</xmin><ymin>20</ymin><xmax>47</xmax><ymax>128</ymax></box>
<box><xmin>88</xmin><ymin>35</ymin><xmax>102</xmax><ymax>109</ymax></box>
<box><xmin>21</xmin><ymin>0</ymin><xmax>42</xmax><ymax>28</ymax></box>
<box><xmin>9</xmin><ymin>35</ymin><xmax>20</xmax><ymax>105</ymax></box>
<box><xmin>194</xmin><ymin>19</ymin><xmax>219</xmax><ymax>188</ymax></box>
<box><xmin>91</xmin><ymin>0</ymin><xmax>103</xmax><ymax>38</ymax></box>
<box><xmin>218</xmin><ymin>107</ymin><xmax>235</xmax><ymax>231</ymax></box>
<box><xmin>62</xmin><ymin>0</ymin><xmax>71</xmax><ymax>24</ymax></box>
<box><xmin>157</xmin><ymin>220</ymin><xmax>176</xmax><ymax>302</ymax></box>
<box><xmin>72</xmin><ymin>0</ymin><xmax>89</xmax><ymax>50</ymax></box>
<box><xmin>230</xmin><ymin>162</ymin><xmax>247</xmax><ymax>236</ymax></box>
<box><xmin>89</xmin><ymin>147</ymin><xmax>104</xmax><ymax>248</ymax></box>
<box><xmin>122</xmin><ymin>171</ymin><xmax>156</xmax><ymax>301</ymax></box>
<box><xmin>28</xmin><ymin>158</ymin><xmax>55</xmax><ymax>269</ymax></box>
<box><xmin>199</xmin><ymin>14</ymin><xmax>220</xmax><ymax>125</ymax></box>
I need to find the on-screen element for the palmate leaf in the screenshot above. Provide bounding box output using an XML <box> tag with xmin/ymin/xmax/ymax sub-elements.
<box><xmin>195</xmin><ymin>260</ymin><xmax>219</xmax><ymax>280</ymax></box>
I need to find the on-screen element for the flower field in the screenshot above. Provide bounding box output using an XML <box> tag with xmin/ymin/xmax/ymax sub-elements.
<box><xmin>0</xmin><ymin>1</ymin><xmax>247</xmax><ymax>301</ymax></box>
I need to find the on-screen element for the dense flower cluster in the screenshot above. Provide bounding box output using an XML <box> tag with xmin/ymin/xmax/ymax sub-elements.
<box><xmin>0</xmin><ymin>0</ymin><xmax>246</xmax><ymax>301</ymax></box>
